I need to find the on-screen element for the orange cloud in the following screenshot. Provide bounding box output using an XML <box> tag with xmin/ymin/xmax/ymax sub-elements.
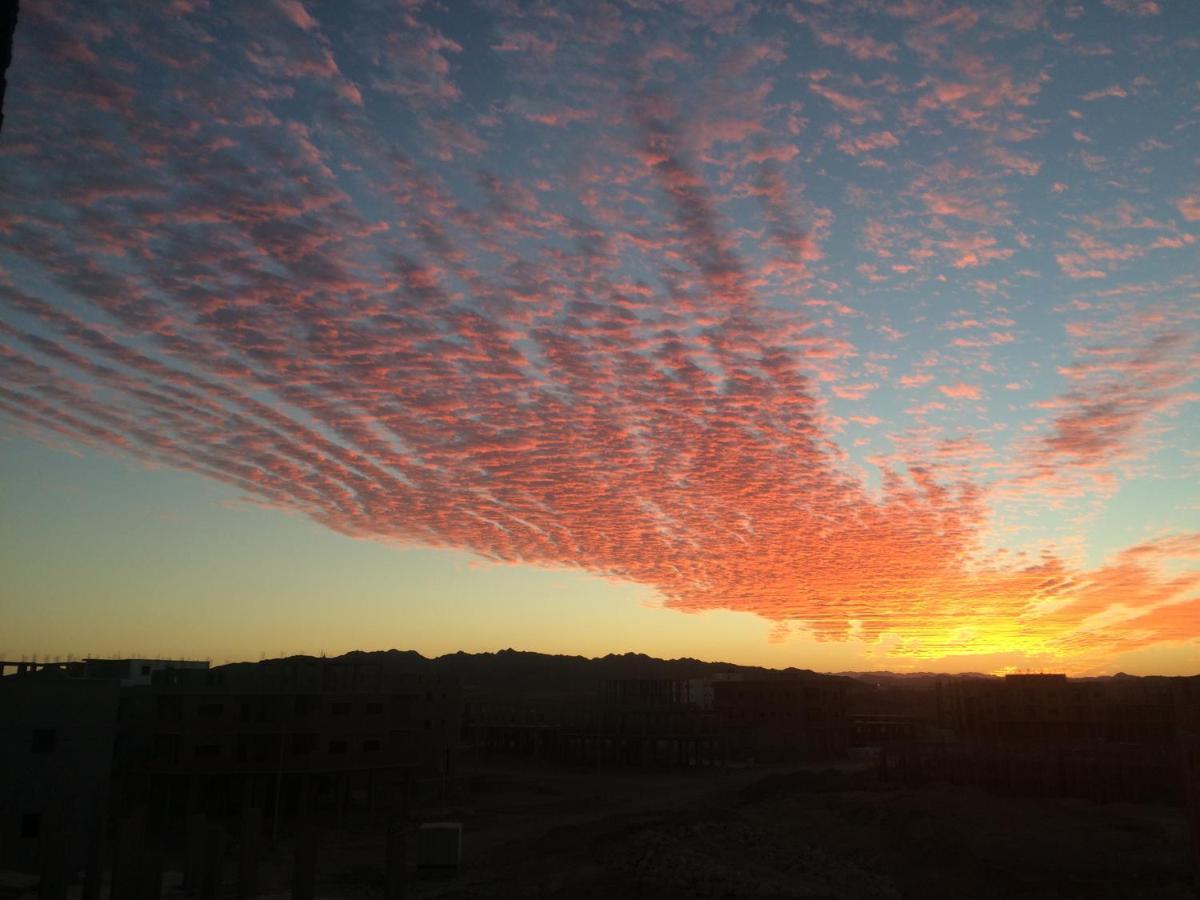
<box><xmin>939</xmin><ymin>383</ymin><xmax>982</xmax><ymax>400</ymax></box>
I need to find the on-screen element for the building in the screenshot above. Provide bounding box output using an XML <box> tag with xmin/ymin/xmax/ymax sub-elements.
<box><xmin>0</xmin><ymin>668</ymin><xmax>119</xmax><ymax>874</ymax></box>
<box><xmin>1175</xmin><ymin>678</ymin><xmax>1200</xmax><ymax>877</ymax></box>
<box><xmin>466</xmin><ymin>677</ymin><xmax>733</xmax><ymax>768</ymax></box>
<box><xmin>115</xmin><ymin>656</ymin><xmax>462</xmax><ymax>824</ymax></box>
<box><xmin>0</xmin><ymin>656</ymin><xmax>208</xmax><ymax>687</ymax></box>
<box><xmin>712</xmin><ymin>677</ymin><xmax>849</xmax><ymax>761</ymax></box>
<box><xmin>465</xmin><ymin>696</ymin><xmax>591</xmax><ymax>760</ymax></box>
<box><xmin>937</xmin><ymin>674</ymin><xmax>1182</xmax><ymax>744</ymax></box>
<box><xmin>590</xmin><ymin>678</ymin><xmax>727</xmax><ymax>767</ymax></box>
<box><xmin>884</xmin><ymin>674</ymin><xmax>1200</xmax><ymax>804</ymax></box>
<box><xmin>850</xmin><ymin>713</ymin><xmax>918</xmax><ymax>746</ymax></box>
<box><xmin>81</xmin><ymin>657</ymin><xmax>209</xmax><ymax>687</ymax></box>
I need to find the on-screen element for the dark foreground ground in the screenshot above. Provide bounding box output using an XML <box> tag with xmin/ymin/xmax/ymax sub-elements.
<box><xmin>391</xmin><ymin>762</ymin><xmax>1194</xmax><ymax>899</ymax></box>
<box><xmin>3</xmin><ymin>760</ymin><xmax>1194</xmax><ymax>898</ymax></box>
<box><xmin>273</xmin><ymin>761</ymin><xmax>1196</xmax><ymax>898</ymax></box>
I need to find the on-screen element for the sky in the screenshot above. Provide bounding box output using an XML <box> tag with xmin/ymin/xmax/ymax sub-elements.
<box><xmin>1</xmin><ymin>0</ymin><xmax>1198</xmax><ymax>675</ymax></box>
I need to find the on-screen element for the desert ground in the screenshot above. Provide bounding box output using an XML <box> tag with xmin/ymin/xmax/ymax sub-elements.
<box><xmin>3</xmin><ymin>759</ymin><xmax>1192</xmax><ymax>899</ymax></box>
<box><xmin>267</xmin><ymin>760</ymin><xmax>1195</xmax><ymax>899</ymax></box>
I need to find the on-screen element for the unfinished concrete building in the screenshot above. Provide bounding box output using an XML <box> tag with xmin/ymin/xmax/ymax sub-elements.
<box><xmin>936</xmin><ymin>673</ymin><xmax>1183</xmax><ymax>744</ymax></box>
<box><xmin>115</xmin><ymin>656</ymin><xmax>462</xmax><ymax>826</ymax></box>
<box><xmin>713</xmin><ymin>677</ymin><xmax>850</xmax><ymax>761</ymax></box>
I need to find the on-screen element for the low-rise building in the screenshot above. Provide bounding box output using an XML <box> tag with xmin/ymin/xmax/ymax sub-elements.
<box><xmin>0</xmin><ymin>669</ymin><xmax>119</xmax><ymax>873</ymax></box>
<box><xmin>937</xmin><ymin>674</ymin><xmax>1184</xmax><ymax>744</ymax></box>
<box><xmin>116</xmin><ymin>656</ymin><xmax>461</xmax><ymax>822</ymax></box>
<box><xmin>713</xmin><ymin>677</ymin><xmax>849</xmax><ymax>761</ymax></box>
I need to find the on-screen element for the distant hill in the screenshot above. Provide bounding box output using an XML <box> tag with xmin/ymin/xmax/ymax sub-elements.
<box><xmin>212</xmin><ymin>650</ymin><xmax>1175</xmax><ymax>704</ymax></box>
<box><xmin>251</xmin><ymin>648</ymin><xmax>854</xmax><ymax>700</ymax></box>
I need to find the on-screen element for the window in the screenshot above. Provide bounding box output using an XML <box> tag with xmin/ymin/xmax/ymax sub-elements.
<box><xmin>153</xmin><ymin>734</ymin><xmax>180</xmax><ymax>766</ymax></box>
<box><xmin>292</xmin><ymin>733</ymin><xmax>316</xmax><ymax>755</ymax></box>
<box><xmin>329</xmin><ymin>740</ymin><xmax>348</xmax><ymax>754</ymax></box>
<box><xmin>294</xmin><ymin>694</ymin><xmax>319</xmax><ymax>716</ymax></box>
<box><xmin>194</xmin><ymin>744</ymin><xmax>221</xmax><ymax>758</ymax></box>
<box><xmin>157</xmin><ymin>696</ymin><xmax>183</xmax><ymax>722</ymax></box>
<box><xmin>331</xmin><ymin>702</ymin><xmax>351</xmax><ymax>716</ymax></box>
<box><xmin>253</xmin><ymin>736</ymin><xmax>279</xmax><ymax>761</ymax></box>
<box><xmin>363</xmin><ymin>739</ymin><xmax>381</xmax><ymax>753</ymax></box>
<box><xmin>198</xmin><ymin>703</ymin><xmax>224</xmax><ymax>718</ymax></box>
<box><xmin>31</xmin><ymin>728</ymin><xmax>56</xmax><ymax>754</ymax></box>
<box><xmin>365</xmin><ymin>702</ymin><xmax>383</xmax><ymax>715</ymax></box>
<box><xmin>21</xmin><ymin>813</ymin><xmax>40</xmax><ymax>839</ymax></box>
<box><xmin>141</xmin><ymin>665</ymin><xmax>152</xmax><ymax>676</ymax></box>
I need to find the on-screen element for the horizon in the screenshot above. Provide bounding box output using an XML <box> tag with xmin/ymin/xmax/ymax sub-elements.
<box><xmin>2</xmin><ymin>0</ymin><xmax>1199</xmax><ymax>678</ymax></box>
<box><xmin>4</xmin><ymin>645</ymin><xmax>1193</xmax><ymax>680</ymax></box>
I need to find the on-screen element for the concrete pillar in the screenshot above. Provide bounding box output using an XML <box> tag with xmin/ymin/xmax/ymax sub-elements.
<box><xmin>401</xmin><ymin>771</ymin><xmax>412</xmax><ymax>821</ymax></box>
<box><xmin>186</xmin><ymin>775</ymin><xmax>200</xmax><ymax>817</ymax></box>
<box><xmin>236</xmin><ymin>807</ymin><xmax>261</xmax><ymax>900</ymax></box>
<box><xmin>36</xmin><ymin>813</ymin><xmax>69</xmax><ymax>900</ymax></box>
<box><xmin>81</xmin><ymin>814</ymin><xmax>105</xmax><ymax>900</ymax></box>
<box><xmin>199</xmin><ymin>824</ymin><xmax>225</xmax><ymax>900</ymax></box>
<box><xmin>141</xmin><ymin>838</ymin><xmax>164</xmax><ymax>900</ymax></box>
<box><xmin>336</xmin><ymin>771</ymin><xmax>348</xmax><ymax>825</ymax></box>
<box><xmin>292</xmin><ymin>817</ymin><xmax>317</xmax><ymax>900</ymax></box>
<box><xmin>384</xmin><ymin>817</ymin><xmax>406</xmax><ymax>900</ymax></box>
<box><xmin>110</xmin><ymin>812</ymin><xmax>146</xmax><ymax>900</ymax></box>
<box><xmin>183</xmin><ymin>813</ymin><xmax>206</xmax><ymax>896</ymax></box>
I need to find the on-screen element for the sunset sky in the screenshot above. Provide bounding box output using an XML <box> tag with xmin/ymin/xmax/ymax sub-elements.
<box><xmin>1</xmin><ymin>0</ymin><xmax>1198</xmax><ymax>674</ymax></box>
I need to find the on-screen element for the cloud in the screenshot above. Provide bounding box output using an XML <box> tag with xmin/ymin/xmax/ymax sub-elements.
<box><xmin>939</xmin><ymin>382</ymin><xmax>982</xmax><ymax>400</ymax></box>
<box><xmin>837</xmin><ymin>130</ymin><xmax>900</xmax><ymax>156</ymax></box>
<box><xmin>1101</xmin><ymin>0</ymin><xmax>1160</xmax><ymax>15</ymax></box>
<box><xmin>807</xmin><ymin>73</ymin><xmax>881</xmax><ymax>122</ymax></box>
<box><xmin>1081</xmin><ymin>84</ymin><xmax>1127</xmax><ymax>102</ymax></box>
<box><xmin>275</xmin><ymin>0</ymin><xmax>319</xmax><ymax>32</ymax></box>
<box><xmin>1023</xmin><ymin>331</ymin><xmax>1197</xmax><ymax>474</ymax></box>
<box><xmin>1</xmin><ymin>0</ymin><xmax>1196</xmax><ymax>672</ymax></box>
<box><xmin>790</xmin><ymin>9</ymin><xmax>899</xmax><ymax>62</ymax></box>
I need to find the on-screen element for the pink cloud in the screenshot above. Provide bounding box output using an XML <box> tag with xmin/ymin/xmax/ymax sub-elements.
<box><xmin>807</xmin><ymin>75</ymin><xmax>880</xmax><ymax>122</ymax></box>
<box><xmin>1081</xmin><ymin>84</ymin><xmax>1127</xmax><ymax>102</ymax></box>
<box><xmin>275</xmin><ymin>0</ymin><xmax>319</xmax><ymax>31</ymax></box>
<box><xmin>832</xmin><ymin>381</ymin><xmax>879</xmax><ymax>400</ymax></box>
<box><xmin>1101</xmin><ymin>0</ymin><xmax>1160</xmax><ymax>15</ymax></box>
<box><xmin>1017</xmin><ymin>331</ymin><xmax>1197</xmax><ymax>484</ymax></box>
<box><xmin>837</xmin><ymin>130</ymin><xmax>900</xmax><ymax>156</ymax></box>
<box><xmin>939</xmin><ymin>383</ymin><xmax>982</xmax><ymax>400</ymax></box>
<box><xmin>1176</xmin><ymin>195</ymin><xmax>1200</xmax><ymax>222</ymax></box>
<box><xmin>793</xmin><ymin>11</ymin><xmax>899</xmax><ymax>62</ymax></box>
<box><xmin>1</xmin><ymin>0</ymin><xmax>1196</xmax><ymax>673</ymax></box>
<box><xmin>897</xmin><ymin>373</ymin><xmax>934</xmax><ymax>389</ymax></box>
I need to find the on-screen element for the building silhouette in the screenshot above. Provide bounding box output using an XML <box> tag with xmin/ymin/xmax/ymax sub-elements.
<box><xmin>0</xmin><ymin>664</ymin><xmax>120</xmax><ymax>875</ymax></box>
<box><xmin>116</xmin><ymin>655</ymin><xmax>461</xmax><ymax>823</ymax></box>
<box><xmin>468</xmin><ymin>671</ymin><xmax>850</xmax><ymax>767</ymax></box>
<box><xmin>0</xmin><ymin>653</ymin><xmax>463</xmax><ymax>886</ymax></box>
<box><xmin>713</xmin><ymin>677</ymin><xmax>850</xmax><ymax>761</ymax></box>
<box><xmin>870</xmin><ymin>673</ymin><xmax>1200</xmax><ymax>806</ymax></box>
<box><xmin>937</xmin><ymin>673</ymin><xmax>1182</xmax><ymax>744</ymax></box>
